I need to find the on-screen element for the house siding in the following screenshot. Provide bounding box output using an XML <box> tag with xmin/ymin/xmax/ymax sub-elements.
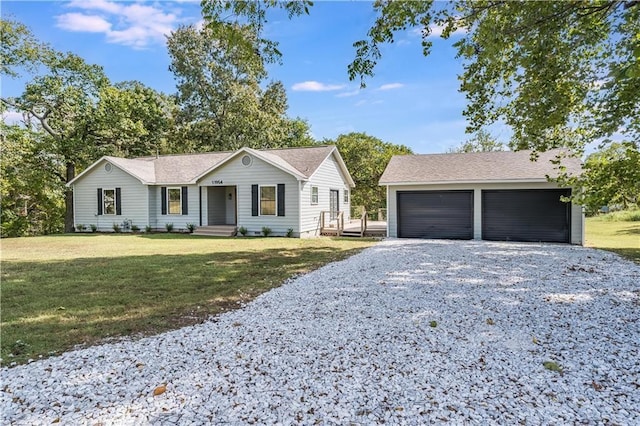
<box><xmin>300</xmin><ymin>153</ymin><xmax>352</xmax><ymax>237</ymax></box>
<box><xmin>386</xmin><ymin>182</ymin><xmax>584</xmax><ymax>245</ymax></box>
<box><xmin>72</xmin><ymin>160</ymin><xmax>149</xmax><ymax>231</ymax></box>
<box><xmin>198</xmin><ymin>154</ymin><xmax>299</xmax><ymax>236</ymax></box>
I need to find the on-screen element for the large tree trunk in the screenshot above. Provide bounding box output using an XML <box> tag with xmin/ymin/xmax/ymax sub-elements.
<box><xmin>64</xmin><ymin>162</ymin><xmax>75</xmax><ymax>233</ymax></box>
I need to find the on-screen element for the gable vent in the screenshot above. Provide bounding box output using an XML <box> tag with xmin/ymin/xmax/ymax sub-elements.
<box><xmin>241</xmin><ymin>155</ymin><xmax>253</xmax><ymax>167</ymax></box>
<box><xmin>104</xmin><ymin>163</ymin><xmax>112</xmax><ymax>173</ymax></box>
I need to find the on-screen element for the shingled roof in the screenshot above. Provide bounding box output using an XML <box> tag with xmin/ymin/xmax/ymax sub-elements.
<box><xmin>68</xmin><ymin>145</ymin><xmax>347</xmax><ymax>186</ymax></box>
<box><xmin>379</xmin><ymin>149</ymin><xmax>582</xmax><ymax>185</ymax></box>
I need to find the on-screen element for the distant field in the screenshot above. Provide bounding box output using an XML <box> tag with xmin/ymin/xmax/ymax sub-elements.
<box><xmin>585</xmin><ymin>216</ymin><xmax>640</xmax><ymax>263</ymax></box>
<box><xmin>1</xmin><ymin>234</ymin><xmax>376</xmax><ymax>366</ymax></box>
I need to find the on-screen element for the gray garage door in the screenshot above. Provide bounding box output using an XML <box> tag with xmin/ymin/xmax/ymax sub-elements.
<box><xmin>482</xmin><ymin>189</ymin><xmax>571</xmax><ymax>243</ymax></box>
<box><xmin>397</xmin><ymin>190</ymin><xmax>473</xmax><ymax>239</ymax></box>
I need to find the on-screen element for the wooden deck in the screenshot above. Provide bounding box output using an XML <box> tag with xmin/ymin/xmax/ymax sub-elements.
<box><xmin>321</xmin><ymin>217</ymin><xmax>387</xmax><ymax>237</ymax></box>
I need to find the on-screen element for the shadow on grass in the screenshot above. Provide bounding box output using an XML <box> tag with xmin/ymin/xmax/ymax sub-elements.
<box><xmin>598</xmin><ymin>247</ymin><xmax>640</xmax><ymax>264</ymax></box>
<box><xmin>1</xmin><ymin>246</ymin><xmax>361</xmax><ymax>366</ymax></box>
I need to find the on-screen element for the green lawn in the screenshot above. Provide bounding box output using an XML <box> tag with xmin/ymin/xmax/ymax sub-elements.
<box><xmin>585</xmin><ymin>217</ymin><xmax>640</xmax><ymax>263</ymax></box>
<box><xmin>1</xmin><ymin>234</ymin><xmax>376</xmax><ymax>366</ymax></box>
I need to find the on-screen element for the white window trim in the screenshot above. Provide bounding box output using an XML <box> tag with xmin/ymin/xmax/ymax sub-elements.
<box><xmin>343</xmin><ymin>189</ymin><xmax>349</xmax><ymax>203</ymax></box>
<box><xmin>311</xmin><ymin>186</ymin><xmax>319</xmax><ymax>205</ymax></box>
<box><xmin>103</xmin><ymin>188</ymin><xmax>116</xmax><ymax>215</ymax></box>
<box><xmin>259</xmin><ymin>185</ymin><xmax>277</xmax><ymax>216</ymax></box>
<box><xmin>167</xmin><ymin>187</ymin><xmax>182</xmax><ymax>215</ymax></box>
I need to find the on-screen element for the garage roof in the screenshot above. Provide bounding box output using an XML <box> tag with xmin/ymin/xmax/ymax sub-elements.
<box><xmin>379</xmin><ymin>149</ymin><xmax>582</xmax><ymax>185</ymax></box>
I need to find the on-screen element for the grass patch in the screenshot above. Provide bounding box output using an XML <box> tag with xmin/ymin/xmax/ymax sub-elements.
<box><xmin>1</xmin><ymin>234</ymin><xmax>376</xmax><ymax>366</ymax></box>
<box><xmin>586</xmin><ymin>217</ymin><xmax>640</xmax><ymax>263</ymax></box>
<box><xmin>590</xmin><ymin>208</ymin><xmax>640</xmax><ymax>222</ymax></box>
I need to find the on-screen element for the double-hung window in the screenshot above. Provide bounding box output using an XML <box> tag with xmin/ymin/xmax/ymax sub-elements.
<box><xmin>311</xmin><ymin>186</ymin><xmax>319</xmax><ymax>205</ymax></box>
<box><xmin>343</xmin><ymin>190</ymin><xmax>349</xmax><ymax>203</ymax></box>
<box><xmin>103</xmin><ymin>189</ymin><xmax>116</xmax><ymax>215</ymax></box>
<box><xmin>260</xmin><ymin>186</ymin><xmax>276</xmax><ymax>216</ymax></box>
<box><xmin>167</xmin><ymin>187</ymin><xmax>182</xmax><ymax>215</ymax></box>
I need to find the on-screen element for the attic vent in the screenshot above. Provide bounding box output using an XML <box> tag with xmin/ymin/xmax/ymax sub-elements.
<box><xmin>241</xmin><ymin>155</ymin><xmax>252</xmax><ymax>167</ymax></box>
<box><xmin>104</xmin><ymin>163</ymin><xmax>112</xmax><ymax>173</ymax></box>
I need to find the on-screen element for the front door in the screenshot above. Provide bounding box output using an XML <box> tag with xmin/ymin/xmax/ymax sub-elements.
<box><xmin>330</xmin><ymin>189</ymin><xmax>339</xmax><ymax>220</ymax></box>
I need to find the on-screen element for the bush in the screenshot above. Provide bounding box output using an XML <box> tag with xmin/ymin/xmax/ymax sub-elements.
<box><xmin>286</xmin><ymin>228</ymin><xmax>294</xmax><ymax>238</ymax></box>
<box><xmin>261</xmin><ymin>226</ymin><xmax>272</xmax><ymax>237</ymax></box>
<box><xmin>165</xmin><ymin>223</ymin><xmax>174</xmax><ymax>232</ymax></box>
<box><xmin>90</xmin><ymin>224</ymin><xmax>97</xmax><ymax>233</ymax></box>
<box><xmin>238</xmin><ymin>226</ymin><xmax>248</xmax><ymax>236</ymax></box>
<box><xmin>112</xmin><ymin>223</ymin><xmax>121</xmax><ymax>233</ymax></box>
<box><xmin>593</xmin><ymin>208</ymin><xmax>640</xmax><ymax>222</ymax></box>
<box><xmin>145</xmin><ymin>225</ymin><xmax>152</xmax><ymax>233</ymax></box>
<box><xmin>75</xmin><ymin>224</ymin><xmax>86</xmax><ymax>232</ymax></box>
<box><xmin>131</xmin><ymin>225</ymin><xmax>140</xmax><ymax>232</ymax></box>
<box><xmin>186</xmin><ymin>223</ymin><xmax>196</xmax><ymax>233</ymax></box>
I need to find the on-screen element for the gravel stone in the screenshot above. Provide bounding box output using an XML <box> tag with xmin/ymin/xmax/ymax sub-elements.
<box><xmin>1</xmin><ymin>239</ymin><xmax>639</xmax><ymax>424</ymax></box>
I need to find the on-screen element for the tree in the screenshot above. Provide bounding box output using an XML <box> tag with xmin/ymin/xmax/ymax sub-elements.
<box><xmin>200</xmin><ymin>1</ymin><xmax>639</xmax><ymax>154</ymax></box>
<box><xmin>2</xmin><ymin>19</ymin><xmax>171</xmax><ymax>232</ymax></box>
<box><xmin>330</xmin><ymin>132</ymin><xmax>412</xmax><ymax>214</ymax></box>
<box><xmin>449</xmin><ymin>129</ymin><xmax>504</xmax><ymax>153</ymax></box>
<box><xmin>579</xmin><ymin>142</ymin><xmax>640</xmax><ymax>214</ymax></box>
<box><xmin>0</xmin><ymin>122</ymin><xmax>64</xmax><ymax>237</ymax></box>
<box><xmin>167</xmin><ymin>24</ymin><xmax>310</xmax><ymax>152</ymax></box>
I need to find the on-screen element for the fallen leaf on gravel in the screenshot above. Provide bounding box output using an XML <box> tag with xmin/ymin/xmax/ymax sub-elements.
<box><xmin>592</xmin><ymin>381</ymin><xmax>603</xmax><ymax>391</ymax></box>
<box><xmin>486</xmin><ymin>318</ymin><xmax>495</xmax><ymax>325</ymax></box>
<box><xmin>153</xmin><ymin>384</ymin><xmax>167</xmax><ymax>396</ymax></box>
<box><xmin>532</xmin><ymin>336</ymin><xmax>540</xmax><ymax>345</ymax></box>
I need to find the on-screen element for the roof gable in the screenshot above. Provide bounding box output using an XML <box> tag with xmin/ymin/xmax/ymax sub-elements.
<box><xmin>68</xmin><ymin>145</ymin><xmax>348</xmax><ymax>187</ymax></box>
<box><xmin>379</xmin><ymin>149</ymin><xmax>583</xmax><ymax>185</ymax></box>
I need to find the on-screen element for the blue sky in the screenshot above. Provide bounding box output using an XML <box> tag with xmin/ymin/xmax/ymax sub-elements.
<box><xmin>2</xmin><ymin>0</ymin><xmax>489</xmax><ymax>154</ymax></box>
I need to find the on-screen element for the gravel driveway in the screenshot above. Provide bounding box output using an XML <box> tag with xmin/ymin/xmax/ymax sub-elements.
<box><xmin>2</xmin><ymin>239</ymin><xmax>639</xmax><ymax>425</ymax></box>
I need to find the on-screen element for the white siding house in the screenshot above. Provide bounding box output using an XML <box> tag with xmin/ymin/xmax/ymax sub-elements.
<box><xmin>380</xmin><ymin>150</ymin><xmax>585</xmax><ymax>245</ymax></box>
<box><xmin>67</xmin><ymin>146</ymin><xmax>355</xmax><ymax>237</ymax></box>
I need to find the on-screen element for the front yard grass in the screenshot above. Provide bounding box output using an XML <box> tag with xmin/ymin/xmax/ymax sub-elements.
<box><xmin>586</xmin><ymin>217</ymin><xmax>640</xmax><ymax>263</ymax></box>
<box><xmin>1</xmin><ymin>234</ymin><xmax>376</xmax><ymax>366</ymax></box>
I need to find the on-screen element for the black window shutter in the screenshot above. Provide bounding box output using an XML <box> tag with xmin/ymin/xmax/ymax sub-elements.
<box><xmin>277</xmin><ymin>184</ymin><xmax>285</xmax><ymax>216</ymax></box>
<box><xmin>115</xmin><ymin>187</ymin><xmax>122</xmax><ymax>215</ymax></box>
<box><xmin>181</xmin><ymin>186</ymin><xmax>188</xmax><ymax>215</ymax></box>
<box><xmin>97</xmin><ymin>188</ymin><xmax>103</xmax><ymax>215</ymax></box>
<box><xmin>161</xmin><ymin>187</ymin><xmax>167</xmax><ymax>215</ymax></box>
<box><xmin>251</xmin><ymin>184</ymin><xmax>258</xmax><ymax>216</ymax></box>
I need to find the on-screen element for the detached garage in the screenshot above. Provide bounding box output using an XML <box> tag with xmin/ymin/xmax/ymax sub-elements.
<box><xmin>380</xmin><ymin>149</ymin><xmax>584</xmax><ymax>244</ymax></box>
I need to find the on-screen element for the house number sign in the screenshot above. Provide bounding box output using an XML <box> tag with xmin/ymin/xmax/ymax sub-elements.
<box><xmin>212</xmin><ymin>179</ymin><xmax>224</xmax><ymax>184</ymax></box>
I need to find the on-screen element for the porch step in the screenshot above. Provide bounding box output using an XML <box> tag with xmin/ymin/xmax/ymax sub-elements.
<box><xmin>192</xmin><ymin>225</ymin><xmax>237</xmax><ymax>237</ymax></box>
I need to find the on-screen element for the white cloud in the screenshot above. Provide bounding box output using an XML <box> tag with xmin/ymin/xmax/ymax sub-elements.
<box><xmin>56</xmin><ymin>13</ymin><xmax>112</xmax><ymax>33</ymax></box>
<box><xmin>56</xmin><ymin>0</ymin><xmax>183</xmax><ymax>49</ymax></box>
<box><xmin>292</xmin><ymin>81</ymin><xmax>346</xmax><ymax>92</ymax></box>
<box><xmin>335</xmin><ymin>89</ymin><xmax>361</xmax><ymax>98</ymax></box>
<box><xmin>378</xmin><ymin>83</ymin><xmax>404</xmax><ymax>91</ymax></box>
<box><xmin>1</xmin><ymin>111</ymin><xmax>24</xmax><ymax>125</ymax></box>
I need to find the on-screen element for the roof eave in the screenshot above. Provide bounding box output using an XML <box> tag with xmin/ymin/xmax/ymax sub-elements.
<box><xmin>379</xmin><ymin>178</ymin><xmax>566</xmax><ymax>186</ymax></box>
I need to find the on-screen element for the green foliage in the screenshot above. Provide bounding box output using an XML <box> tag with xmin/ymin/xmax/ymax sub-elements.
<box><xmin>261</xmin><ymin>226</ymin><xmax>272</xmax><ymax>237</ymax></box>
<box><xmin>286</xmin><ymin>228</ymin><xmax>294</xmax><ymax>238</ymax></box>
<box><xmin>0</xmin><ymin>123</ymin><xmax>64</xmax><ymax>237</ymax></box>
<box><xmin>579</xmin><ymin>142</ymin><xmax>640</xmax><ymax>214</ymax></box>
<box><xmin>90</xmin><ymin>224</ymin><xmax>97</xmax><ymax>233</ymax></box>
<box><xmin>429</xmin><ymin>320</ymin><xmax>438</xmax><ymax>328</ymax></box>
<box><xmin>186</xmin><ymin>223</ymin><xmax>196</xmax><ymax>233</ymax></box>
<box><xmin>543</xmin><ymin>361</ymin><xmax>563</xmax><ymax>374</ymax></box>
<box><xmin>591</xmin><ymin>208</ymin><xmax>640</xmax><ymax>222</ymax></box>
<box><xmin>75</xmin><ymin>224</ymin><xmax>86</xmax><ymax>232</ymax></box>
<box><xmin>349</xmin><ymin>2</ymin><xmax>640</xmax><ymax>153</ymax></box>
<box><xmin>238</xmin><ymin>226</ymin><xmax>248</xmax><ymax>236</ymax></box>
<box><xmin>112</xmin><ymin>223</ymin><xmax>121</xmax><ymax>233</ymax></box>
<box><xmin>1</xmin><ymin>19</ymin><xmax>171</xmax><ymax>233</ymax></box>
<box><xmin>449</xmin><ymin>130</ymin><xmax>504</xmax><ymax>153</ymax></box>
<box><xmin>586</xmin><ymin>216</ymin><xmax>640</xmax><ymax>263</ymax></box>
<box><xmin>145</xmin><ymin>225</ymin><xmax>153</xmax><ymax>233</ymax></box>
<box><xmin>166</xmin><ymin>24</ymin><xmax>312</xmax><ymax>152</ymax></box>
<box><xmin>165</xmin><ymin>223</ymin><xmax>174</xmax><ymax>232</ymax></box>
<box><xmin>330</xmin><ymin>132</ymin><xmax>412</xmax><ymax>212</ymax></box>
<box><xmin>131</xmin><ymin>225</ymin><xmax>140</xmax><ymax>232</ymax></box>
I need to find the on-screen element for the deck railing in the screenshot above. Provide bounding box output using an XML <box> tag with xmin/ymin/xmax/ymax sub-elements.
<box><xmin>320</xmin><ymin>210</ymin><xmax>344</xmax><ymax>236</ymax></box>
